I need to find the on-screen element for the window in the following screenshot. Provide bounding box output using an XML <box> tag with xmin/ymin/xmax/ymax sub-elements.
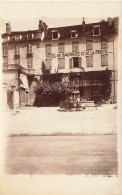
<box><xmin>27</xmin><ymin>59</ymin><xmax>33</xmax><ymax>69</ymax></box>
<box><xmin>101</xmin><ymin>39</ymin><xmax>108</xmax><ymax>49</ymax></box>
<box><xmin>58</xmin><ymin>43</ymin><xmax>65</xmax><ymax>53</ymax></box>
<box><xmin>15</xmin><ymin>60</ymin><xmax>20</xmax><ymax>64</ymax></box>
<box><xmin>15</xmin><ymin>35</ymin><xmax>20</xmax><ymax>41</ymax></box>
<box><xmin>73</xmin><ymin>57</ymin><xmax>79</xmax><ymax>68</ymax></box>
<box><xmin>101</xmin><ymin>54</ymin><xmax>108</xmax><ymax>66</ymax></box>
<box><xmin>2</xmin><ymin>46</ymin><xmax>8</xmax><ymax>56</ymax></box>
<box><xmin>86</xmin><ymin>56</ymin><xmax>93</xmax><ymax>67</ymax></box>
<box><xmin>58</xmin><ymin>58</ymin><xmax>65</xmax><ymax>69</ymax></box>
<box><xmin>52</xmin><ymin>32</ymin><xmax>58</xmax><ymax>39</ymax></box>
<box><xmin>45</xmin><ymin>44</ymin><xmax>51</xmax><ymax>54</ymax></box>
<box><xmin>52</xmin><ymin>31</ymin><xmax>59</xmax><ymax>40</ymax></box>
<box><xmin>45</xmin><ymin>59</ymin><xmax>52</xmax><ymax>69</ymax></box>
<box><xmin>72</xmin><ymin>42</ymin><xmax>78</xmax><ymax>52</ymax></box>
<box><xmin>3</xmin><ymin>59</ymin><xmax>8</xmax><ymax>69</ymax></box>
<box><xmin>70</xmin><ymin>57</ymin><xmax>82</xmax><ymax>68</ymax></box>
<box><xmin>15</xmin><ymin>45</ymin><xmax>20</xmax><ymax>55</ymax></box>
<box><xmin>93</xmin><ymin>27</ymin><xmax>100</xmax><ymax>36</ymax></box>
<box><xmin>27</xmin><ymin>33</ymin><xmax>32</xmax><ymax>39</ymax></box>
<box><xmin>71</xmin><ymin>30</ymin><xmax>77</xmax><ymax>38</ymax></box>
<box><xmin>27</xmin><ymin>44</ymin><xmax>32</xmax><ymax>54</ymax></box>
<box><xmin>3</xmin><ymin>36</ymin><xmax>8</xmax><ymax>42</ymax></box>
<box><xmin>86</xmin><ymin>40</ymin><xmax>93</xmax><ymax>50</ymax></box>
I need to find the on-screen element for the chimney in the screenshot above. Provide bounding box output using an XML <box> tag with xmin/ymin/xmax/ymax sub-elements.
<box><xmin>107</xmin><ymin>17</ymin><xmax>113</xmax><ymax>26</ymax></box>
<box><xmin>39</xmin><ymin>20</ymin><xmax>43</xmax><ymax>32</ymax></box>
<box><xmin>113</xmin><ymin>17</ymin><xmax>119</xmax><ymax>29</ymax></box>
<box><xmin>43</xmin><ymin>22</ymin><xmax>48</xmax><ymax>35</ymax></box>
<box><xmin>6</xmin><ymin>22</ymin><xmax>11</xmax><ymax>34</ymax></box>
<box><xmin>82</xmin><ymin>17</ymin><xmax>85</xmax><ymax>31</ymax></box>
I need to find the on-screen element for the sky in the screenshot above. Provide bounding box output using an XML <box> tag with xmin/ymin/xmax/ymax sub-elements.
<box><xmin>0</xmin><ymin>1</ymin><xmax>121</xmax><ymax>32</ymax></box>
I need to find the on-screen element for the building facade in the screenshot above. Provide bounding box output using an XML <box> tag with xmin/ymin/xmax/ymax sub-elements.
<box><xmin>2</xmin><ymin>17</ymin><xmax>118</xmax><ymax>108</ymax></box>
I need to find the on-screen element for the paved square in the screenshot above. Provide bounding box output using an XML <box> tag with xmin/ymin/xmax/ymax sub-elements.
<box><xmin>5</xmin><ymin>104</ymin><xmax>117</xmax><ymax>135</ymax></box>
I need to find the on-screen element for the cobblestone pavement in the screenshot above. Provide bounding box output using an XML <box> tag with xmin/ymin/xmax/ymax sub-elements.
<box><xmin>4</xmin><ymin>104</ymin><xmax>117</xmax><ymax>135</ymax></box>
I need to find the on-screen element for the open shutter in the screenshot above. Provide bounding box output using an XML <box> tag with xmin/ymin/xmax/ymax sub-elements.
<box><xmin>78</xmin><ymin>57</ymin><xmax>82</xmax><ymax>68</ymax></box>
<box><xmin>69</xmin><ymin>58</ymin><xmax>73</xmax><ymax>69</ymax></box>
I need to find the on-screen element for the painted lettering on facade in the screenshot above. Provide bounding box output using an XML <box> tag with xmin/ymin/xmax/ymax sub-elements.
<box><xmin>46</xmin><ymin>49</ymin><xmax>108</xmax><ymax>59</ymax></box>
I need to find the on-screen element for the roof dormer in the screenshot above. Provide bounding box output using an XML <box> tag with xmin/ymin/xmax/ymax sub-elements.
<box><xmin>51</xmin><ymin>30</ymin><xmax>60</xmax><ymax>40</ymax></box>
<box><xmin>93</xmin><ymin>25</ymin><xmax>101</xmax><ymax>36</ymax></box>
<box><xmin>71</xmin><ymin>30</ymin><xmax>78</xmax><ymax>38</ymax></box>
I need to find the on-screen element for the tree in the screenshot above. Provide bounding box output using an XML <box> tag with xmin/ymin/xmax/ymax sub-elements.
<box><xmin>41</xmin><ymin>61</ymin><xmax>50</xmax><ymax>75</ymax></box>
<box><xmin>35</xmin><ymin>81</ymin><xmax>72</xmax><ymax>106</ymax></box>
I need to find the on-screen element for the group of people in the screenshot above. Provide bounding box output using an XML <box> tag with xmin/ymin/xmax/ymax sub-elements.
<box><xmin>66</xmin><ymin>95</ymin><xmax>82</xmax><ymax>109</ymax></box>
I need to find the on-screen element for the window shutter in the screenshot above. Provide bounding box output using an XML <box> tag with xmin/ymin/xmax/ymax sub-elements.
<box><xmin>86</xmin><ymin>56</ymin><xmax>93</xmax><ymax>67</ymax></box>
<box><xmin>58</xmin><ymin>43</ymin><xmax>64</xmax><ymax>53</ymax></box>
<box><xmin>72</xmin><ymin>42</ymin><xmax>78</xmax><ymax>52</ymax></box>
<box><xmin>45</xmin><ymin>59</ymin><xmax>52</xmax><ymax>69</ymax></box>
<box><xmin>101</xmin><ymin>54</ymin><xmax>108</xmax><ymax>66</ymax></box>
<box><xmin>58</xmin><ymin>58</ymin><xmax>65</xmax><ymax>69</ymax></box>
<box><xmin>27</xmin><ymin>44</ymin><xmax>32</xmax><ymax>54</ymax></box>
<box><xmin>30</xmin><ymin>44</ymin><xmax>32</xmax><ymax>53</ymax></box>
<box><xmin>45</xmin><ymin>44</ymin><xmax>51</xmax><ymax>54</ymax></box>
<box><xmin>78</xmin><ymin>57</ymin><xmax>82</xmax><ymax>68</ymax></box>
<box><xmin>15</xmin><ymin>46</ymin><xmax>19</xmax><ymax>55</ymax></box>
<box><xmin>69</xmin><ymin>58</ymin><xmax>73</xmax><ymax>69</ymax></box>
<box><xmin>86</xmin><ymin>41</ymin><xmax>93</xmax><ymax>50</ymax></box>
<box><xmin>101</xmin><ymin>40</ymin><xmax>108</xmax><ymax>49</ymax></box>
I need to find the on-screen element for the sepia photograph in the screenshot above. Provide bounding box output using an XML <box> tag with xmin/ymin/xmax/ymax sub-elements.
<box><xmin>0</xmin><ymin>1</ymin><xmax>122</xmax><ymax>195</ymax></box>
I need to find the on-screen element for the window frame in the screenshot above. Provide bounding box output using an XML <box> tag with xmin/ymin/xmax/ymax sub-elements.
<box><xmin>72</xmin><ymin>42</ymin><xmax>79</xmax><ymax>52</ymax></box>
<box><xmin>86</xmin><ymin>40</ymin><xmax>93</xmax><ymax>50</ymax></box>
<box><xmin>15</xmin><ymin>45</ymin><xmax>20</xmax><ymax>55</ymax></box>
<box><xmin>71</xmin><ymin>31</ymin><xmax>78</xmax><ymax>38</ymax></box>
<box><xmin>101</xmin><ymin>54</ymin><xmax>108</xmax><ymax>66</ymax></box>
<box><xmin>27</xmin><ymin>59</ymin><xmax>33</xmax><ymax>69</ymax></box>
<box><xmin>2</xmin><ymin>46</ymin><xmax>8</xmax><ymax>56</ymax></box>
<box><xmin>58</xmin><ymin>43</ymin><xmax>65</xmax><ymax>53</ymax></box>
<box><xmin>52</xmin><ymin>31</ymin><xmax>59</xmax><ymax>40</ymax></box>
<box><xmin>93</xmin><ymin>27</ymin><xmax>101</xmax><ymax>36</ymax></box>
<box><xmin>15</xmin><ymin>60</ymin><xmax>20</xmax><ymax>65</ymax></box>
<box><xmin>101</xmin><ymin>39</ymin><xmax>108</xmax><ymax>49</ymax></box>
<box><xmin>72</xmin><ymin>57</ymin><xmax>79</xmax><ymax>68</ymax></box>
<box><xmin>58</xmin><ymin>58</ymin><xmax>65</xmax><ymax>69</ymax></box>
<box><xmin>45</xmin><ymin>44</ymin><xmax>51</xmax><ymax>54</ymax></box>
<box><xmin>86</xmin><ymin>55</ymin><xmax>93</xmax><ymax>67</ymax></box>
<box><xmin>45</xmin><ymin>59</ymin><xmax>52</xmax><ymax>69</ymax></box>
<box><xmin>27</xmin><ymin>44</ymin><xmax>32</xmax><ymax>54</ymax></box>
<box><xmin>3</xmin><ymin>58</ymin><xmax>8</xmax><ymax>69</ymax></box>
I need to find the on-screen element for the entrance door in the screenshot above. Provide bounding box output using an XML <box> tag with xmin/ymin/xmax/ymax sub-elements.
<box><xmin>7</xmin><ymin>91</ymin><xmax>14</xmax><ymax>109</ymax></box>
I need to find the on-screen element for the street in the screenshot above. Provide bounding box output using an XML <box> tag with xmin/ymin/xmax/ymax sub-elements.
<box><xmin>5</xmin><ymin>104</ymin><xmax>117</xmax><ymax>135</ymax></box>
<box><xmin>5</xmin><ymin>134</ymin><xmax>117</xmax><ymax>175</ymax></box>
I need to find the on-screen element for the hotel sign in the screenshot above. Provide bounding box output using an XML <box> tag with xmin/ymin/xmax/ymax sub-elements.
<box><xmin>46</xmin><ymin>49</ymin><xmax>108</xmax><ymax>59</ymax></box>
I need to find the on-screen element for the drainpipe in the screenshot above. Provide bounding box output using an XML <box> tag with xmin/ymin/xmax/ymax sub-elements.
<box><xmin>113</xmin><ymin>37</ymin><xmax>116</xmax><ymax>103</ymax></box>
<box><xmin>18</xmin><ymin>65</ymin><xmax>20</xmax><ymax>107</ymax></box>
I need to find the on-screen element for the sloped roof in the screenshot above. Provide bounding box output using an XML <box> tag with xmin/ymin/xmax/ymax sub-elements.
<box><xmin>2</xmin><ymin>19</ymin><xmax>118</xmax><ymax>41</ymax></box>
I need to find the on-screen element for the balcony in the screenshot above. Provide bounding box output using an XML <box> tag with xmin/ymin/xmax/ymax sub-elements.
<box><xmin>27</xmin><ymin>69</ymin><xmax>35</xmax><ymax>75</ymax></box>
<box><xmin>3</xmin><ymin>64</ymin><xmax>18</xmax><ymax>70</ymax></box>
<box><xmin>26</xmin><ymin>53</ymin><xmax>33</xmax><ymax>58</ymax></box>
<box><xmin>14</xmin><ymin>54</ymin><xmax>20</xmax><ymax>59</ymax></box>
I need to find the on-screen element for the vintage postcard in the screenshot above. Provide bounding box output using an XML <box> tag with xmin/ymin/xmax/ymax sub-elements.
<box><xmin>0</xmin><ymin>1</ymin><xmax>122</xmax><ymax>195</ymax></box>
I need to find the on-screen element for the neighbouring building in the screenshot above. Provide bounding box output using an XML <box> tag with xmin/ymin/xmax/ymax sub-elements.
<box><xmin>1</xmin><ymin>17</ymin><xmax>119</xmax><ymax>109</ymax></box>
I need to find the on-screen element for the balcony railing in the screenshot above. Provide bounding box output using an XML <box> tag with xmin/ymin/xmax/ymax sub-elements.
<box><xmin>27</xmin><ymin>69</ymin><xmax>35</xmax><ymax>74</ymax></box>
<box><xmin>26</xmin><ymin>53</ymin><xmax>33</xmax><ymax>58</ymax></box>
<box><xmin>3</xmin><ymin>64</ymin><xmax>18</xmax><ymax>70</ymax></box>
<box><xmin>14</xmin><ymin>54</ymin><xmax>20</xmax><ymax>59</ymax></box>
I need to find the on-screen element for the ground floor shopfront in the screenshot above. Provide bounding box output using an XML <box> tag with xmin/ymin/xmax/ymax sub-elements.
<box><xmin>30</xmin><ymin>69</ymin><xmax>117</xmax><ymax>107</ymax></box>
<box><xmin>3</xmin><ymin>68</ymin><xmax>117</xmax><ymax>109</ymax></box>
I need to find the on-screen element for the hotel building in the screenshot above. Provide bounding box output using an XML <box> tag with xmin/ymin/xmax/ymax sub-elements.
<box><xmin>2</xmin><ymin>17</ymin><xmax>118</xmax><ymax>108</ymax></box>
